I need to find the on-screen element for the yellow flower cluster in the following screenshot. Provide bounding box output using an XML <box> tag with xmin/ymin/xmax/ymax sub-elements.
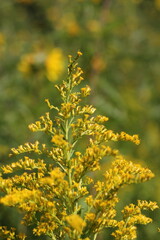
<box><xmin>66</xmin><ymin>214</ymin><xmax>86</xmax><ymax>234</ymax></box>
<box><xmin>17</xmin><ymin>48</ymin><xmax>65</xmax><ymax>82</ymax></box>
<box><xmin>0</xmin><ymin>52</ymin><xmax>158</xmax><ymax>240</ymax></box>
<box><xmin>1</xmin><ymin>156</ymin><xmax>46</xmax><ymax>174</ymax></box>
<box><xmin>0</xmin><ymin>226</ymin><xmax>26</xmax><ymax>240</ymax></box>
<box><xmin>0</xmin><ymin>189</ymin><xmax>41</xmax><ymax>206</ymax></box>
<box><xmin>10</xmin><ymin>141</ymin><xmax>42</xmax><ymax>156</ymax></box>
<box><xmin>112</xmin><ymin>201</ymin><xmax>158</xmax><ymax>240</ymax></box>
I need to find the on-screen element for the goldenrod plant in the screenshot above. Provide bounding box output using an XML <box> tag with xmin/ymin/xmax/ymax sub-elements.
<box><xmin>0</xmin><ymin>52</ymin><xmax>158</xmax><ymax>240</ymax></box>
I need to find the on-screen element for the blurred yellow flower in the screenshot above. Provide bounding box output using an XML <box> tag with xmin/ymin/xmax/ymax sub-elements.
<box><xmin>155</xmin><ymin>0</ymin><xmax>160</xmax><ymax>10</ymax></box>
<box><xmin>66</xmin><ymin>20</ymin><xmax>81</xmax><ymax>36</ymax></box>
<box><xmin>18</xmin><ymin>53</ymin><xmax>34</xmax><ymax>74</ymax></box>
<box><xmin>66</xmin><ymin>214</ymin><xmax>86</xmax><ymax>233</ymax></box>
<box><xmin>17</xmin><ymin>51</ymin><xmax>45</xmax><ymax>75</ymax></box>
<box><xmin>59</xmin><ymin>14</ymin><xmax>80</xmax><ymax>36</ymax></box>
<box><xmin>0</xmin><ymin>33</ymin><xmax>5</xmax><ymax>46</ymax></box>
<box><xmin>92</xmin><ymin>55</ymin><xmax>106</xmax><ymax>72</ymax></box>
<box><xmin>87</xmin><ymin>20</ymin><xmax>101</xmax><ymax>33</ymax></box>
<box><xmin>45</xmin><ymin>48</ymin><xmax>65</xmax><ymax>82</ymax></box>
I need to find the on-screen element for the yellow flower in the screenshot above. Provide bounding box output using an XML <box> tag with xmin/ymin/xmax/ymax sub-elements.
<box><xmin>45</xmin><ymin>48</ymin><xmax>65</xmax><ymax>82</ymax></box>
<box><xmin>66</xmin><ymin>214</ymin><xmax>86</xmax><ymax>233</ymax></box>
<box><xmin>77</xmin><ymin>51</ymin><xmax>83</xmax><ymax>56</ymax></box>
<box><xmin>0</xmin><ymin>33</ymin><xmax>5</xmax><ymax>46</ymax></box>
<box><xmin>17</xmin><ymin>51</ymin><xmax>45</xmax><ymax>75</ymax></box>
<box><xmin>87</xmin><ymin>20</ymin><xmax>101</xmax><ymax>33</ymax></box>
<box><xmin>66</xmin><ymin>20</ymin><xmax>81</xmax><ymax>36</ymax></box>
<box><xmin>81</xmin><ymin>85</ymin><xmax>91</xmax><ymax>97</ymax></box>
<box><xmin>51</xmin><ymin>134</ymin><xmax>67</xmax><ymax>146</ymax></box>
<box><xmin>0</xmin><ymin>189</ymin><xmax>40</xmax><ymax>206</ymax></box>
<box><xmin>155</xmin><ymin>0</ymin><xmax>160</xmax><ymax>9</ymax></box>
<box><xmin>17</xmin><ymin>53</ymin><xmax>34</xmax><ymax>74</ymax></box>
<box><xmin>85</xmin><ymin>213</ymin><xmax>96</xmax><ymax>221</ymax></box>
<box><xmin>1</xmin><ymin>52</ymin><xmax>158</xmax><ymax>239</ymax></box>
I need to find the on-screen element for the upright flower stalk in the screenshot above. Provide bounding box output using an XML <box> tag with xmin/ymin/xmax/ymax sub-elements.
<box><xmin>0</xmin><ymin>52</ymin><xmax>158</xmax><ymax>240</ymax></box>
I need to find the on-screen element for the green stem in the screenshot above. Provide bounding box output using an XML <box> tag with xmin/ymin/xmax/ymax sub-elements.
<box><xmin>56</xmin><ymin>161</ymin><xmax>68</xmax><ymax>174</ymax></box>
<box><xmin>68</xmin><ymin>168</ymin><xmax>72</xmax><ymax>187</ymax></box>
<box><xmin>93</xmin><ymin>232</ymin><xmax>98</xmax><ymax>240</ymax></box>
<box><xmin>65</xmin><ymin>120</ymin><xmax>69</xmax><ymax>140</ymax></box>
<box><xmin>50</xmin><ymin>233</ymin><xmax>57</xmax><ymax>240</ymax></box>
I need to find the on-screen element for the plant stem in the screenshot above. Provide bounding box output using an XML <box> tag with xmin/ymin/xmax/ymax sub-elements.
<box><xmin>93</xmin><ymin>232</ymin><xmax>98</xmax><ymax>240</ymax></box>
<box><xmin>50</xmin><ymin>233</ymin><xmax>57</xmax><ymax>240</ymax></box>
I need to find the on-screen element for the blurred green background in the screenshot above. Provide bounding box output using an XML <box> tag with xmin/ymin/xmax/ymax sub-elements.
<box><xmin>0</xmin><ymin>0</ymin><xmax>160</xmax><ymax>239</ymax></box>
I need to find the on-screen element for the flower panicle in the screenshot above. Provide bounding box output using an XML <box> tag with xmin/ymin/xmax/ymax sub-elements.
<box><xmin>0</xmin><ymin>226</ymin><xmax>26</xmax><ymax>240</ymax></box>
<box><xmin>0</xmin><ymin>52</ymin><xmax>158</xmax><ymax>240</ymax></box>
<box><xmin>9</xmin><ymin>141</ymin><xmax>41</xmax><ymax>157</ymax></box>
<box><xmin>112</xmin><ymin>200</ymin><xmax>159</xmax><ymax>240</ymax></box>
